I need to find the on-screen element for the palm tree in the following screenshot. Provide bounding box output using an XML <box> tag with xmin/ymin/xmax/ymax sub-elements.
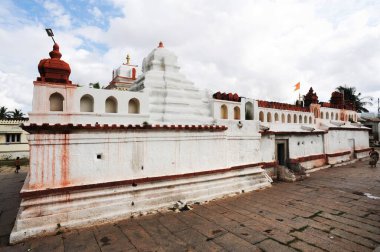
<box><xmin>11</xmin><ymin>109</ymin><xmax>24</xmax><ymax>119</ymax></box>
<box><xmin>334</xmin><ymin>86</ymin><xmax>373</xmax><ymax>113</ymax></box>
<box><xmin>0</xmin><ymin>106</ymin><xmax>11</xmax><ymax>119</ymax></box>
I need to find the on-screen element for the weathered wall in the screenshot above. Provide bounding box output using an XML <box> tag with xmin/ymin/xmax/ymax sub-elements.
<box><xmin>27</xmin><ymin>123</ymin><xmax>263</xmax><ymax>190</ymax></box>
<box><xmin>287</xmin><ymin>134</ymin><xmax>324</xmax><ymax>159</ymax></box>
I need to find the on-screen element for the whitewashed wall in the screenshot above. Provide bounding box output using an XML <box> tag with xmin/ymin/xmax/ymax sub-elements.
<box><xmin>258</xmin><ymin>107</ymin><xmax>315</xmax><ymax>126</ymax></box>
<box><xmin>287</xmin><ymin>135</ymin><xmax>324</xmax><ymax>159</ymax></box>
<box><xmin>30</xmin><ymin>83</ymin><xmax>149</xmax><ymax>125</ymax></box>
<box><xmin>26</xmin><ymin>124</ymin><xmax>263</xmax><ymax>190</ymax></box>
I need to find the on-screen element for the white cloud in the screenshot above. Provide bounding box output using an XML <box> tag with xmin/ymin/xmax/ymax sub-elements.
<box><xmin>89</xmin><ymin>6</ymin><xmax>102</xmax><ymax>19</ymax></box>
<box><xmin>0</xmin><ymin>0</ymin><xmax>379</xmax><ymax>114</ymax></box>
<box><xmin>42</xmin><ymin>0</ymin><xmax>72</xmax><ymax>28</ymax></box>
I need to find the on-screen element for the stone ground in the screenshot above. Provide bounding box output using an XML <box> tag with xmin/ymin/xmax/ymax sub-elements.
<box><xmin>0</xmin><ymin>159</ymin><xmax>379</xmax><ymax>252</ymax></box>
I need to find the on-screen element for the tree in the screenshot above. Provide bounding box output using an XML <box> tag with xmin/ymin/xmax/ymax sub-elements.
<box><xmin>89</xmin><ymin>82</ymin><xmax>101</xmax><ymax>89</ymax></box>
<box><xmin>11</xmin><ymin>109</ymin><xmax>24</xmax><ymax>119</ymax></box>
<box><xmin>0</xmin><ymin>106</ymin><xmax>11</xmax><ymax>119</ymax></box>
<box><xmin>334</xmin><ymin>86</ymin><xmax>373</xmax><ymax>113</ymax></box>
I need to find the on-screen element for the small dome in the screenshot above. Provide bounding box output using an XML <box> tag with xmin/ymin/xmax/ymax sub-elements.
<box><xmin>37</xmin><ymin>43</ymin><xmax>72</xmax><ymax>84</ymax></box>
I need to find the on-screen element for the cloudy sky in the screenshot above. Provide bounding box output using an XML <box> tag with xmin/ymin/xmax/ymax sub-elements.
<box><xmin>0</xmin><ymin>0</ymin><xmax>379</xmax><ymax>113</ymax></box>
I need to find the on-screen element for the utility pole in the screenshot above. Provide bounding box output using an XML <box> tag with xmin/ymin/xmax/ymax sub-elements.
<box><xmin>378</xmin><ymin>98</ymin><xmax>380</xmax><ymax>118</ymax></box>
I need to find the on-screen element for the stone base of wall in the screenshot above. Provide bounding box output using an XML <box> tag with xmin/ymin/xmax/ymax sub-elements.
<box><xmin>354</xmin><ymin>148</ymin><xmax>371</xmax><ymax>159</ymax></box>
<box><xmin>327</xmin><ymin>151</ymin><xmax>351</xmax><ymax>165</ymax></box>
<box><xmin>10</xmin><ymin>166</ymin><xmax>271</xmax><ymax>244</ymax></box>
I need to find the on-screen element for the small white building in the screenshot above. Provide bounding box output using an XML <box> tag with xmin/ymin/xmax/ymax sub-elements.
<box><xmin>0</xmin><ymin>119</ymin><xmax>29</xmax><ymax>160</ymax></box>
<box><xmin>10</xmin><ymin>41</ymin><xmax>370</xmax><ymax>244</ymax></box>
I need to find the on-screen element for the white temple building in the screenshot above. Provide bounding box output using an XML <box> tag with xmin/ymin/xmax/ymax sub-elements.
<box><xmin>10</xmin><ymin>41</ymin><xmax>370</xmax><ymax>243</ymax></box>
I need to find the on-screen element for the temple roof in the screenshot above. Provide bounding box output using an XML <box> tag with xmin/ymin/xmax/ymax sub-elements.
<box><xmin>37</xmin><ymin>43</ymin><xmax>72</xmax><ymax>84</ymax></box>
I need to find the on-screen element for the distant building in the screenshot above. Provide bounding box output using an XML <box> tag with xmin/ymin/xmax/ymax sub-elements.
<box><xmin>360</xmin><ymin>115</ymin><xmax>380</xmax><ymax>145</ymax></box>
<box><xmin>105</xmin><ymin>54</ymin><xmax>141</xmax><ymax>90</ymax></box>
<box><xmin>0</xmin><ymin>119</ymin><xmax>29</xmax><ymax>160</ymax></box>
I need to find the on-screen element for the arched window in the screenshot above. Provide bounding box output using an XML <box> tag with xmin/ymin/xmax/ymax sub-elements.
<box><xmin>105</xmin><ymin>96</ymin><xmax>117</xmax><ymax>113</ymax></box>
<box><xmin>314</xmin><ymin>108</ymin><xmax>318</xmax><ymax>118</ymax></box>
<box><xmin>129</xmin><ymin>98</ymin><xmax>140</xmax><ymax>114</ymax></box>
<box><xmin>259</xmin><ymin>111</ymin><xmax>264</xmax><ymax>122</ymax></box>
<box><xmin>220</xmin><ymin>105</ymin><xmax>228</xmax><ymax>119</ymax></box>
<box><xmin>309</xmin><ymin>116</ymin><xmax>312</xmax><ymax>124</ymax></box>
<box><xmin>267</xmin><ymin>112</ymin><xmax>272</xmax><ymax>122</ymax></box>
<box><xmin>274</xmin><ymin>113</ymin><xmax>279</xmax><ymax>122</ymax></box>
<box><xmin>234</xmin><ymin>106</ymin><xmax>240</xmax><ymax>120</ymax></box>
<box><xmin>321</xmin><ymin>112</ymin><xmax>324</xmax><ymax>119</ymax></box>
<box><xmin>304</xmin><ymin>115</ymin><xmax>307</xmax><ymax>123</ymax></box>
<box><xmin>281</xmin><ymin>114</ymin><xmax>285</xmax><ymax>123</ymax></box>
<box><xmin>80</xmin><ymin>94</ymin><xmax>94</xmax><ymax>112</ymax></box>
<box><xmin>287</xmin><ymin>114</ymin><xmax>291</xmax><ymax>123</ymax></box>
<box><xmin>326</xmin><ymin>112</ymin><xmax>329</xmax><ymax>119</ymax></box>
<box><xmin>293</xmin><ymin>114</ymin><xmax>297</xmax><ymax>123</ymax></box>
<box><xmin>331</xmin><ymin>112</ymin><xmax>333</xmax><ymax>120</ymax></box>
<box><xmin>245</xmin><ymin>102</ymin><xmax>253</xmax><ymax>120</ymax></box>
<box><xmin>299</xmin><ymin>115</ymin><xmax>302</xmax><ymax>123</ymax></box>
<box><xmin>335</xmin><ymin>113</ymin><xmax>339</xmax><ymax>120</ymax></box>
<box><xmin>49</xmin><ymin>92</ymin><xmax>64</xmax><ymax>111</ymax></box>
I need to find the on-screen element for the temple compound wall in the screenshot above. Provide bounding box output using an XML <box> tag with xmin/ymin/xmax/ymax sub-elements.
<box><xmin>10</xmin><ymin>42</ymin><xmax>370</xmax><ymax>243</ymax></box>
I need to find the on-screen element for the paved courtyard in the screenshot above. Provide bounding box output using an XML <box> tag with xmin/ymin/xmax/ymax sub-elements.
<box><xmin>0</xmin><ymin>159</ymin><xmax>379</xmax><ymax>252</ymax></box>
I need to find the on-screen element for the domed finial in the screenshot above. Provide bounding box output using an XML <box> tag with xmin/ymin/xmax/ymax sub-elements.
<box><xmin>49</xmin><ymin>43</ymin><xmax>62</xmax><ymax>59</ymax></box>
<box><xmin>126</xmin><ymin>54</ymin><xmax>130</xmax><ymax>65</ymax></box>
<box><xmin>158</xmin><ymin>41</ymin><xmax>164</xmax><ymax>48</ymax></box>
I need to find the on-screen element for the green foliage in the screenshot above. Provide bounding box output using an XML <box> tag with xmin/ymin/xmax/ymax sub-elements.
<box><xmin>0</xmin><ymin>106</ymin><xmax>11</xmax><ymax>119</ymax></box>
<box><xmin>334</xmin><ymin>86</ymin><xmax>373</xmax><ymax>113</ymax></box>
<box><xmin>11</xmin><ymin>109</ymin><xmax>24</xmax><ymax>119</ymax></box>
<box><xmin>89</xmin><ymin>82</ymin><xmax>103</xmax><ymax>89</ymax></box>
<box><xmin>0</xmin><ymin>106</ymin><xmax>25</xmax><ymax>119</ymax></box>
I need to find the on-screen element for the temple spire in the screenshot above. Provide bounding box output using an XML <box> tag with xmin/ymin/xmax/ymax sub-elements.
<box><xmin>126</xmin><ymin>54</ymin><xmax>130</xmax><ymax>65</ymax></box>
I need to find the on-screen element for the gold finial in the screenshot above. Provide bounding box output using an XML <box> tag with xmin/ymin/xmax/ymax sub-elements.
<box><xmin>126</xmin><ymin>54</ymin><xmax>130</xmax><ymax>65</ymax></box>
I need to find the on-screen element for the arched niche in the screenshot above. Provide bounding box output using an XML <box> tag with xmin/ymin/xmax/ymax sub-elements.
<box><xmin>128</xmin><ymin>98</ymin><xmax>140</xmax><ymax>114</ymax></box>
<box><xmin>105</xmin><ymin>96</ymin><xmax>118</xmax><ymax>113</ymax></box>
<box><xmin>245</xmin><ymin>102</ymin><xmax>254</xmax><ymax>120</ymax></box>
<box><xmin>80</xmin><ymin>94</ymin><xmax>94</xmax><ymax>112</ymax></box>
<box><xmin>259</xmin><ymin>111</ymin><xmax>264</xmax><ymax>122</ymax></box>
<box><xmin>49</xmin><ymin>92</ymin><xmax>64</xmax><ymax>111</ymax></box>
<box><xmin>234</xmin><ymin>106</ymin><xmax>240</xmax><ymax>120</ymax></box>
<box><xmin>267</xmin><ymin>112</ymin><xmax>272</xmax><ymax>122</ymax></box>
<box><xmin>274</xmin><ymin>113</ymin><xmax>279</xmax><ymax>122</ymax></box>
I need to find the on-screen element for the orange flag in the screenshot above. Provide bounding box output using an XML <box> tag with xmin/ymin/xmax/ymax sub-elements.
<box><xmin>294</xmin><ymin>82</ymin><xmax>300</xmax><ymax>91</ymax></box>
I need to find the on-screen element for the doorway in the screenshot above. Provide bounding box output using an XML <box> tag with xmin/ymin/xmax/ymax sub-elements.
<box><xmin>275</xmin><ymin>140</ymin><xmax>288</xmax><ymax>166</ymax></box>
